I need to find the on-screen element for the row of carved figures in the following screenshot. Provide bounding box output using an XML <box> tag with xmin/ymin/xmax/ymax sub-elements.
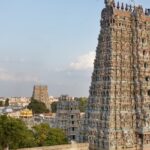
<box><xmin>105</xmin><ymin>0</ymin><xmax>150</xmax><ymax>16</ymax></box>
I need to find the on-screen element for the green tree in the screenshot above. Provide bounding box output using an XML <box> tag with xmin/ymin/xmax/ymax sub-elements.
<box><xmin>18</xmin><ymin>130</ymin><xmax>37</xmax><ymax>149</ymax></box>
<box><xmin>28</xmin><ymin>98</ymin><xmax>49</xmax><ymax>114</ymax></box>
<box><xmin>5</xmin><ymin>98</ymin><xmax>9</xmax><ymax>107</ymax></box>
<box><xmin>0</xmin><ymin>116</ymin><xmax>68</xmax><ymax>149</ymax></box>
<box><xmin>33</xmin><ymin>123</ymin><xmax>68</xmax><ymax>146</ymax></box>
<box><xmin>51</xmin><ymin>102</ymin><xmax>58</xmax><ymax>113</ymax></box>
<box><xmin>0</xmin><ymin>101</ymin><xmax>3</xmax><ymax>107</ymax></box>
<box><xmin>32</xmin><ymin>123</ymin><xmax>49</xmax><ymax>146</ymax></box>
<box><xmin>0</xmin><ymin>115</ymin><xmax>35</xmax><ymax>150</ymax></box>
<box><xmin>75</xmin><ymin>97</ymin><xmax>87</xmax><ymax>112</ymax></box>
<box><xmin>45</xmin><ymin>128</ymin><xmax>68</xmax><ymax>146</ymax></box>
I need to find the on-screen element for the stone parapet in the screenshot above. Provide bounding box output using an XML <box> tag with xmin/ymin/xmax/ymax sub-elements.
<box><xmin>18</xmin><ymin>143</ymin><xmax>89</xmax><ymax>150</ymax></box>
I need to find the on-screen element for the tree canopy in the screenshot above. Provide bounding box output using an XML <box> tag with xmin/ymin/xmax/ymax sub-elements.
<box><xmin>0</xmin><ymin>116</ymin><xmax>68</xmax><ymax>150</ymax></box>
<box><xmin>5</xmin><ymin>98</ymin><xmax>9</xmax><ymax>107</ymax></box>
<box><xmin>0</xmin><ymin>115</ymin><xmax>33</xmax><ymax>150</ymax></box>
<box><xmin>51</xmin><ymin>102</ymin><xmax>57</xmax><ymax>113</ymax></box>
<box><xmin>75</xmin><ymin>97</ymin><xmax>87</xmax><ymax>112</ymax></box>
<box><xmin>33</xmin><ymin>123</ymin><xmax>68</xmax><ymax>146</ymax></box>
<box><xmin>28</xmin><ymin>98</ymin><xmax>49</xmax><ymax>114</ymax></box>
<box><xmin>0</xmin><ymin>101</ymin><xmax>3</xmax><ymax>107</ymax></box>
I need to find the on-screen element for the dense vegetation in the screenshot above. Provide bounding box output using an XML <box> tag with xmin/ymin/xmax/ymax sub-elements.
<box><xmin>51</xmin><ymin>101</ymin><xmax>57</xmax><ymax>113</ymax></box>
<box><xmin>32</xmin><ymin>123</ymin><xmax>68</xmax><ymax>146</ymax></box>
<box><xmin>0</xmin><ymin>98</ymin><xmax>9</xmax><ymax>107</ymax></box>
<box><xmin>0</xmin><ymin>101</ymin><xmax>3</xmax><ymax>107</ymax></box>
<box><xmin>0</xmin><ymin>115</ymin><xmax>68</xmax><ymax>150</ymax></box>
<box><xmin>75</xmin><ymin>97</ymin><xmax>87</xmax><ymax>112</ymax></box>
<box><xmin>0</xmin><ymin>115</ymin><xmax>33</xmax><ymax>150</ymax></box>
<box><xmin>28</xmin><ymin>98</ymin><xmax>49</xmax><ymax>114</ymax></box>
<box><xmin>5</xmin><ymin>98</ymin><xmax>9</xmax><ymax>107</ymax></box>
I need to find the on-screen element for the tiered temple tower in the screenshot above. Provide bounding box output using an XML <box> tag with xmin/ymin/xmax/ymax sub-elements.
<box><xmin>56</xmin><ymin>95</ymin><xmax>80</xmax><ymax>141</ymax></box>
<box><xmin>87</xmin><ymin>0</ymin><xmax>150</xmax><ymax>150</ymax></box>
<box><xmin>32</xmin><ymin>85</ymin><xmax>51</xmax><ymax>110</ymax></box>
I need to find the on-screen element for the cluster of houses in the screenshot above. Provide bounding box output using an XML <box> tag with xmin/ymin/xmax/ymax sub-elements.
<box><xmin>0</xmin><ymin>94</ymin><xmax>87</xmax><ymax>143</ymax></box>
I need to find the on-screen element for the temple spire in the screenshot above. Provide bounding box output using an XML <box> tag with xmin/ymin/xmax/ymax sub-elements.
<box><xmin>105</xmin><ymin>0</ymin><xmax>115</xmax><ymax>6</ymax></box>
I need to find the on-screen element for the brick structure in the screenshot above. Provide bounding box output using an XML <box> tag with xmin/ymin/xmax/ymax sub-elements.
<box><xmin>56</xmin><ymin>95</ymin><xmax>80</xmax><ymax>142</ymax></box>
<box><xmin>32</xmin><ymin>85</ymin><xmax>51</xmax><ymax>110</ymax></box>
<box><xmin>87</xmin><ymin>0</ymin><xmax>150</xmax><ymax>150</ymax></box>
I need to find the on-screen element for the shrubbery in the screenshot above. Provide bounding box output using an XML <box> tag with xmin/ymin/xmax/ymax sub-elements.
<box><xmin>0</xmin><ymin>115</ymin><xmax>68</xmax><ymax>150</ymax></box>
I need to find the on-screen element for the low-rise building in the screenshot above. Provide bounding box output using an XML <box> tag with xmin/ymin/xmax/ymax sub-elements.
<box><xmin>9</xmin><ymin>97</ymin><xmax>30</xmax><ymax>107</ymax></box>
<box><xmin>49</xmin><ymin>96</ymin><xmax>59</xmax><ymax>104</ymax></box>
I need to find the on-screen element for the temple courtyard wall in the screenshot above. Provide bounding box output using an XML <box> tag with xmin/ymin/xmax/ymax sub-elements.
<box><xmin>18</xmin><ymin>143</ymin><xmax>89</xmax><ymax>150</ymax></box>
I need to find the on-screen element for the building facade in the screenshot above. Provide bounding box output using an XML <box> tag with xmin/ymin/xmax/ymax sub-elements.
<box><xmin>87</xmin><ymin>0</ymin><xmax>150</xmax><ymax>150</ymax></box>
<box><xmin>79</xmin><ymin>112</ymin><xmax>88</xmax><ymax>143</ymax></box>
<box><xmin>9</xmin><ymin>97</ymin><xmax>30</xmax><ymax>107</ymax></box>
<box><xmin>56</xmin><ymin>95</ymin><xmax>80</xmax><ymax>142</ymax></box>
<box><xmin>32</xmin><ymin>85</ymin><xmax>51</xmax><ymax>110</ymax></box>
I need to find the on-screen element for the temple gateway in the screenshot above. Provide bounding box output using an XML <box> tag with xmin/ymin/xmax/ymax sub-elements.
<box><xmin>87</xmin><ymin>0</ymin><xmax>150</xmax><ymax>150</ymax></box>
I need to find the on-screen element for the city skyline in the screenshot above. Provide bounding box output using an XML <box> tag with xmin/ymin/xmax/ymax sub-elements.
<box><xmin>0</xmin><ymin>0</ymin><xmax>148</xmax><ymax>97</ymax></box>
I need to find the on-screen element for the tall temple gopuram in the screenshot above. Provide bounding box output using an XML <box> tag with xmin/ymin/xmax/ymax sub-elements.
<box><xmin>87</xmin><ymin>0</ymin><xmax>150</xmax><ymax>150</ymax></box>
<box><xmin>32</xmin><ymin>85</ymin><xmax>51</xmax><ymax>110</ymax></box>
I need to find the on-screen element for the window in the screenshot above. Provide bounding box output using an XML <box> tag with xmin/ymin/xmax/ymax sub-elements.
<box><xmin>71</xmin><ymin>115</ymin><xmax>74</xmax><ymax>119</ymax></box>
<box><xmin>142</xmin><ymin>38</ymin><xmax>145</xmax><ymax>43</ymax></box>
<box><xmin>147</xmin><ymin>90</ymin><xmax>150</xmax><ymax>96</ymax></box>
<box><xmin>144</xmin><ymin>63</ymin><xmax>148</xmax><ymax>69</ymax></box>
<box><xmin>72</xmin><ymin>135</ymin><xmax>75</xmax><ymax>140</ymax></box>
<box><xmin>145</xmin><ymin>76</ymin><xmax>149</xmax><ymax>81</ymax></box>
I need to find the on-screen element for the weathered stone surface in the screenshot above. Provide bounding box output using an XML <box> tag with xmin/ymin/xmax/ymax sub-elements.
<box><xmin>18</xmin><ymin>143</ymin><xmax>89</xmax><ymax>150</ymax></box>
<box><xmin>32</xmin><ymin>85</ymin><xmax>51</xmax><ymax>110</ymax></box>
<box><xmin>87</xmin><ymin>0</ymin><xmax>150</xmax><ymax>150</ymax></box>
<box><xmin>55</xmin><ymin>95</ymin><xmax>81</xmax><ymax>142</ymax></box>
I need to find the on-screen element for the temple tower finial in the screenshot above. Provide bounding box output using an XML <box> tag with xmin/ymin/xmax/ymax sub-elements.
<box><xmin>105</xmin><ymin>0</ymin><xmax>115</xmax><ymax>6</ymax></box>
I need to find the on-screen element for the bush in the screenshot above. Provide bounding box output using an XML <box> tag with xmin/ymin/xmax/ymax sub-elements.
<box><xmin>28</xmin><ymin>98</ymin><xmax>49</xmax><ymax>114</ymax></box>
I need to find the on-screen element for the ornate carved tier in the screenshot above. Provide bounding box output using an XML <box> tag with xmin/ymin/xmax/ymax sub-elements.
<box><xmin>87</xmin><ymin>0</ymin><xmax>150</xmax><ymax>150</ymax></box>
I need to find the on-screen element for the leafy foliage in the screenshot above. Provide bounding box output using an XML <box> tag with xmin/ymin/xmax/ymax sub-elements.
<box><xmin>45</xmin><ymin>127</ymin><xmax>68</xmax><ymax>146</ymax></box>
<box><xmin>5</xmin><ymin>98</ymin><xmax>9</xmax><ymax>107</ymax></box>
<box><xmin>28</xmin><ymin>98</ymin><xmax>49</xmax><ymax>114</ymax></box>
<box><xmin>33</xmin><ymin>123</ymin><xmax>68</xmax><ymax>146</ymax></box>
<box><xmin>32</xmin><ymin>123</ymin><xmax>49</xmax><ymax>146</ymax></box>
<box><xmin>0</xmin><ymin>116</ymin><xmax>68</xmax><ymax>149</ymax></box>
<box><xmin>18</xmin><ymin>130</ymin><xmax>37</xmax><ymax>149</ymax></box>
<box><xmin>0</xmin><ymin>101</ymin><xmax>3</xmax><ymax>107</ymax></box>
<box><xmin>51</xmin><ymin>102</ymin><xmax>58</xmax><ymax>113</ymax></box>
<box><xmin>0</xmin><ymin>115</ymin><xmax>32</xmax><ymax>150</ymax></box>
<box><xmin>75</xmin><ymin>97</ymin><xmax>87</xmax><ymax>112</ymax></box>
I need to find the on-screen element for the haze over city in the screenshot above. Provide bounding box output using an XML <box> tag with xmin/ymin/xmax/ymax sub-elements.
<box><xmin>0</xmin><ymin>0</ymin><xmax>148</xmax><ymax>97</ymax></box>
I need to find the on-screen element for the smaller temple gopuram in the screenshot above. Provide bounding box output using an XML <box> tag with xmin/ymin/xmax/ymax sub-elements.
<box><xmin>32</xmin><ymin>85</ymin><xmax>51</xmax><ymax>110</ymax></box>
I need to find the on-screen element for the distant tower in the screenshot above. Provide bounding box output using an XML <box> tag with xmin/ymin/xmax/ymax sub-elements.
<box><xmin>87</xmin><ymin>0</ymin><xmax>150</xmax><ymax>150</ymax></box>
<box><xmin>32</xmin><ymin>85</ymin><xmax>51</xmax><ymax>110</ymax></box>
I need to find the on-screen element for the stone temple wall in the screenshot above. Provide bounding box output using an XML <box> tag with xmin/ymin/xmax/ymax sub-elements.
<box><xmin>18</xmin><ymin>143</ymin><xmax>89</xmax><ymax>150</ymax></box>
<box><xmin>87</xmin><ymin>0</ymin><xmax>150</xmax><ymax>150</ymax></box>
